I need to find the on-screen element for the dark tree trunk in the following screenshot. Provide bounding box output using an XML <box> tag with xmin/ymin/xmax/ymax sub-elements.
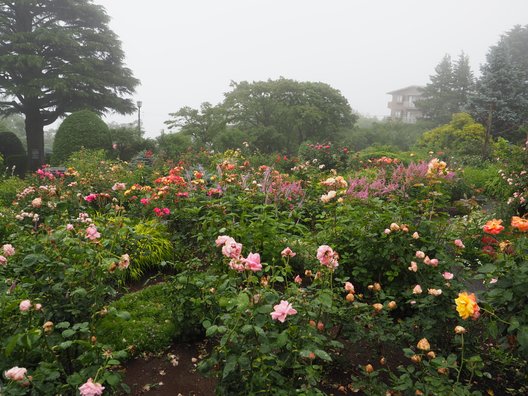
<box><xmin>25</xmin><ymin>107</ymin><xmax>45</xmax><ymax>172</ymax></box>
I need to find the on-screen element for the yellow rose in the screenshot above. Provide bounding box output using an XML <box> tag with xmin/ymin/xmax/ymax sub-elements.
<box><xmin>455</xmin><ymin>292</ymin><xmax>480</xmax><ymax>320</ymax></box>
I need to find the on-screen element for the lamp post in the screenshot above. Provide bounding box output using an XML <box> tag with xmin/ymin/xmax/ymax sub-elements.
<box><xmin>137</xmin><ymin>100</ymin><xmax>142</xmax><ymax>135</ymax></box>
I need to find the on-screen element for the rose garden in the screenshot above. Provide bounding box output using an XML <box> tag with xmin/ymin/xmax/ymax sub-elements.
<box><xmin>1</xmin><ymin>138</ymin><xmax>527</xmax><ymax>395</ymax></box>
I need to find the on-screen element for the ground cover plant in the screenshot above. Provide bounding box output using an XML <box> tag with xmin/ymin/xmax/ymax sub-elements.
<box><xmin>0</xmin><ymin>143</ymin><xmax>527</xmax><ymax>395</ymax></box>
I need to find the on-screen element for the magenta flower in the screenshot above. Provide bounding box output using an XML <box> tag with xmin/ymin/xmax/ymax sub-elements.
<box><xmin>79</xmin><ymin>378</ymin><xmax>105</xmax><ymax>396</ymax></box>
<box><xmin>84</xmin><ymin>193</ymin><xmax>98</xmax><ymax>202</ymax></box>
<box><xmin>140</xmin><ymin>198</ymin><xmax>150</xmax><ymax>205</ymax></box>
<box><xmin>270</xmin><ymin>300</ymin><xmax>297</xmax><ymax>323</ymax></box>
<box><xmin>244</xmin><ymin>253</ymin><xmax>262</xmax><ymax>272</ymax></box>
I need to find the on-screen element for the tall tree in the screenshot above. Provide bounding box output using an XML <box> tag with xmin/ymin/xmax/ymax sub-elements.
<box><xmin>0</xmin><ymin>1</ymin><xmax>139</xmax><ymax>170</ymax></box>
<box><xmin>453</xmin><ymin>52</ymin><xmax>474</xmax><ymax>112</ymax></box>
<box><xmin>165</xmin><ymin>102</ymin><xmax>227</xmax><ymax>149</ymax></box>
<box><xmin>471</xmin><ymin>25</ymin><xmax>528</xmax><ymax>142</ymax></box>
<box><xmin>417</xmin><ymin>54</ymin><xmax>475</xmax><ymax>125</ymax></box>
<box><xmin>222</xmin><ymin>78</ymin><xmax>356</xmax><ymax>153</ymax></box>
<box><xmin>416</xmin><ymin>55</ymin><xmax>455</xmax><ymax>124</ymax></box>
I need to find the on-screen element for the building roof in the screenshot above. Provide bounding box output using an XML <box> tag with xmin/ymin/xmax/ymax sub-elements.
<box><xmin>387</xmin><ymin>85</ymin><xmax>424</xmax><ymax>95</ymax></box>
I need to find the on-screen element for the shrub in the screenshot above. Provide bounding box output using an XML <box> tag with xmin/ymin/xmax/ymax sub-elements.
<box><xmin>0</xmin><ymin>131</ymin><xmax>27</xmax><ymax>177</ymax></box>
<box><xmin>417</xmin><ymin>113</ymin><xmax>486</xmax><ymax>161</ymax></box>
<box><xmin>52</xmin><ymin>110</ymin><xmax>111</xmax><ymax>164</ymax></box>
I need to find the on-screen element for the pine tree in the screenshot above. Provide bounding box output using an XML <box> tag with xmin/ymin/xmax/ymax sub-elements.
<box><xmin>471</xmin><ymin>25</ymin><xmax>528</xmax><ymax>142</ymax></box>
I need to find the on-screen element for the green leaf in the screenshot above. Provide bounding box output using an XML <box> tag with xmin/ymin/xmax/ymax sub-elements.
<box><xmin>314</xmin><ymin>349</ymin><xmax>332</xmax><ymax>362</ymax></box>
<box><xmin>62</xmin><ymin>329</ymin><xmax>76</xmax><ymax>338</ymax></box>
<box><xmin>104</xmin><ymin>373</ymin><xmax>121</xmax><ymax>386</ymax></box>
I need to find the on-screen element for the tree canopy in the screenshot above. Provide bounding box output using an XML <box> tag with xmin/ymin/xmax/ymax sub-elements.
<box><xmin>165</xmin><ymin>78</ymin><xmax>357</xmax><ymax>154</ymax></box>
<box><xmin>417</xmin><ymin>53</ymin><xmax>474</xmax><ymax>125</ymax></box>
<box><xmin>471</xmin><ymin>25</ymin><xmax>528</xmax><ymax>142</ymax></box>
<box><xmin>0</xmin><ymin>0</ymin><xmax>139</xmax><ymax>170</ymax></box>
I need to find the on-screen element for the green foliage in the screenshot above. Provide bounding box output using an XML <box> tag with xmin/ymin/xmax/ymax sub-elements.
<box><xmin>96</xmin><ymin>283</ymin><xmax>176</xmax><ymax>353</ymax></box>
<box><xmin>0</xmin><ymin>177</ymin><xmax>27</xmax><ymax>206</ymax></box>
<box><xmin>156</xmin><ymin>132</ymin><xmax>193</xmax><ymax>161</ymax></box>
<box><xmin>0</xmin><ymin>131</ymin><xmax>27</xmax><ymax>177</ymax></box>
<box><xmin>109</xmin><ymin>124</ymin><xmax>154</xmax><ymax>161</ymax></box>
<box><xmin>127</xmin><ymin>221</ymin><xmax>173</xmax><ymax>279</ymax></box>
<box><xmin>471</xmin><ymin>25</ymin><xmax>528</xmax><ymax>142</ymax></box>
<box><xmin>213</xmin><ymin>128</ymin><xmax>248</xmax><ymax>152</ymax></box>
<box><xmin>418</xmin><ymin>113</ymin><xmax>486</xmax><ymax>160</ymax></box>
<box><xmin>417</xmin><ymin>53</ymin><xmax>475</xmax><ymax>124</ymax></box>
<box><xmin>0</xmin><ymin>0</ymin><xmax>139</xmax><ymax>169</ymax></box>
<box><xmin>52</xmin><ymin>111</ymin><xmax>112</xmax><ymax>164</ymax></box>
<box><xmin>344</xmin><ymin>119</ymin><xmax>435</xmax><ymax>151</ymax></box>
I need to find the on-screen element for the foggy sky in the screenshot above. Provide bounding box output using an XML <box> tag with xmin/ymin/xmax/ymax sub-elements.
<box><xmin>91</xmin><ymin>0</ymin><xmax>528</xmax><ymax>138</ymax></box>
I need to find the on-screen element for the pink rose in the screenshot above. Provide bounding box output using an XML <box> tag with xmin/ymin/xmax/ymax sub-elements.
<box><xmin>85</xmin><ymin>225</ymin><xmax>101</xmax><ymax>241</ymax></box>
<box><xmin>244</xmin><ymin>253</ymin><xmax>262</xmax><ymax>272</ymax></box>
<box><xmin>443</xmin><ymin>272</ymin><xmax>454</xmax><ymax>280</ymax></box>
<box><xmin>35</xmin><ymin>303</ymin><xmax>42</xmax><ymax>311</ymax></box>
<box><xmin>111</xmin><ymin>182</ymin><xmax>126</xmax><ymax>191</ymax></box>
<box><xmin>79</xmin><ymin>378</ymin><xmax>105</xmax><ymax>396</ymax></box>
<box><xmin>384</xmin><ymin>229</ymin><xmax>391</xmax><ymax>234</ymax></box>
<box><xmin>428</xmin><ymin>288</ymin><xmax>442</xmax><ymax>296</ymax></box>
<box><xmin>281</xmin><ymin>247</ymin><xmax>296</xmax><ymax>257</ymax></box>
<box><xmin>84</xmin><ymin>193</ymin><xmax>98</xmax><ymax>202</ymax></box>
<box><xmin>294</xmin><ymin>275</ymin><xmax>302</xmax><ymax>284</ymax></box>
<box><xmin>19</xmin><ymin>299</ymin><xmax>31</xmax><ymax>311</ymax></box>
<box><xmin>412</xmin><ymin>232</ymin><xmax>420</xmax><ymax>239</ymax></box>
<box><xmin>415</xmin><ymin>251</ymin><xmax>425</xmax><ymax>259</ymax></box>
<box><xmin>4</xmin><ymin>366</ymin><xmax>27</xmax><ymax>381</ymax></box>
<box><xmin>140</xmin><ymin>198</ymin><xmax>150</xmax><ymax>205</ymax></box>
<box><xmin>66</xmin><ymin>224</ymin><xmax>74</xmax><ymax>231</ymax></box>
<box><xmin>228</xmin><ymin>258</ymin><xmax>245</xmax><ymax>272</ymax></box>
<box><xmin>454</xmin><ymin>239</ymin><xmax>465</xmax><ymax>248</ymax></box>
<box><xmin>0</xmin><ymin>255</ymin><xmax>7</xmax><ymax>266</ymax></box>
<box><xmin>2</xmin><ymin>244</ymin><xmax>15</xmax><ymax>257</ymax></box>
<box><xmin>429</xmin><ymin>258</ymin><xmax>439</xmax><ymax>267</ymax></box>
<box><xmin>316</xmin><ymin>245</ymin><xmax>339</xmax><ymax>269</ymax></box>
<box><xmin>412</xmin><ymin>285</ymin><xmax>423</xmax><ymax>294</ymax></box>
<box><xmin>344</xmin><ymin>281</ymin><xmax>355</xmax><ymax>292</ymax></box>
<box><xmin>408</xmin><ymin>261</ymin><xmax>418</xmax><ymax>272</ymax></box>
<box><xmin>215</xmin><ymin>235</ymin><xmax>232</xmax><ymax>247</ymax></box>
<box><xmin>424</xmin><ymin>256</ymin><xmax>431</xmax><ymax>265</ymax></box>
<box><xmin>222</xmin><ymin>239</ymin><xmax>242</xmax><ymax>259</ymax></box>
<box><xmin>270</xmin><ymin>300</ymin><xmax>297</xmax><ymax>323</ymax></box>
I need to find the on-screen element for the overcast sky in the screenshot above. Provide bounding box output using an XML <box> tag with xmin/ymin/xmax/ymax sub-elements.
<box><xmin>91</xmin><ymin>0</ymin><xmax>528</xmax><ymax>138</ymax></box>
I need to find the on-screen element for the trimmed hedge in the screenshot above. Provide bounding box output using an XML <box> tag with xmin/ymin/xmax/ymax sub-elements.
<box><xmin>52</xmin><ymin>110</ymin><xmax>111</xmax><ymax>165</ymax></box>
<box><xmin>0</xmin><ymin>131</ymin><xmax>27</xmax><ymax>177</ymax></box>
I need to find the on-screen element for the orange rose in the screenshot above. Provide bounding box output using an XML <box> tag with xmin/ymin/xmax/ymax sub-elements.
<box><xmin>483</xmin><ymin>219</ymin><xmax>504</xmax><ymax>235</ymax></box>
<box><xmin>511</xmin><ymin>216</ymin><xmax>528</xmax><ymax>232</ymax></box>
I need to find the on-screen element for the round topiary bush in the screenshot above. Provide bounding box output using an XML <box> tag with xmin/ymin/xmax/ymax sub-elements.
<box><xmin>52</xmin><ymin>110</ymin><xmax>112</xmax><ymax>165</ymax></box>
<box><xmin>0</xmin><ymin>131</ymin><xmax>27</xmax><ymax>177</ymax></box>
